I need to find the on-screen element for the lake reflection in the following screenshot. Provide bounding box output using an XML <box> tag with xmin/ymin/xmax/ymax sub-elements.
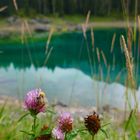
<box><xmin>1</xmin><ymin>64</ymin><xmax>140</xmax><ymax>109</ymax></box>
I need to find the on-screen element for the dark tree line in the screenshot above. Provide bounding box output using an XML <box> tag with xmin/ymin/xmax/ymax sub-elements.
<box><xmin>0</xmin><ymin>0</ymin><xmax>139</xmax><ymax>17</ymax></box>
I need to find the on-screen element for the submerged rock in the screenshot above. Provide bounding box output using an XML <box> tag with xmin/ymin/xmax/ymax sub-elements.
<box><xmin>0</xmin><ymin>31</ymin><xmax>11</xmax><ymax>39</ymax></box>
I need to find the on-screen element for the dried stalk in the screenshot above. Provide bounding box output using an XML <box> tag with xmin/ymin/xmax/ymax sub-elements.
<box><xmin>0</xmin><ymin>6</ymin><xmax>7</xmax><ymax>12</ymax></box>
<box><xmin>120</xmin><ymin>35</ymin><xmax>135</xmax><ymax>89</ymax></box>
<box><xmin>13</xmin><ymin>0</ymin><xmax>18</xmax><ymax>11</ymax></box>
<box><xmin>91</xmin><ymin>28</ymin><xmax>94</xmax><ymax>50</ymax></box>
<box><xmin>110</xmin><ymin>33</ymin><xmax>116</xmax><ymax>53</ymax></box>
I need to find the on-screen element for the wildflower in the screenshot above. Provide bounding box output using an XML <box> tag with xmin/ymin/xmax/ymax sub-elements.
<box><xmin>58</xmin><ymin>112</ymin><xmax>73</xmax><ymax>133</ymax></box>
<box><xmin>52</xmin><ymin>127</ymin><xmax>64</xmax><ymax>140</ymax></box>
<box><xmin>84</xmin><ymin>111</ymin><xmax>101</xmax><ymax>135</ymax></box>
<box><xmin>24</xmin><ymin>88</ymin><xmax>46</xmax><ymax>115</ymax></box>
<box><xmin>137</xmin><ymin>131</ymin><xmax>140</xmax><ymax>139</ymax></box>
<box><xmin>35</xmin><ymin>125</ymin><xmax>51</xmax><ymax>140</ymax></box>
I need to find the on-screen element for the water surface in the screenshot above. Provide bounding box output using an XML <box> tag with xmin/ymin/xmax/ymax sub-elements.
<box><xmin>0</xmin><ymin>28</ymin><xmax>139</xmax><ymax>108</ymax></box>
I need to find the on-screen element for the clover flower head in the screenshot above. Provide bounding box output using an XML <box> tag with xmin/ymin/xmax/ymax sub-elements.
<box><xmin>58</xmin><ymin>112</ymin><xmax>73</xmax><ymax>133</ymax></box>
<box><xmin>52</xmin><ymin>127</ymin><xmax>64</xmax><ymax>140</ymax></box>
<box><xmin>84</xmin><ymin>111</ymin><xmax>101</xmax><ymax>135</ymax></box>
<box><xmin>137</xmin><ymin>131</ymin><xmax>140</xmax><ymax>139</ymax></box>
<box><xmin>35</xmin><ymin>125</ymin><xmax>51</xmax><ymax>140</ymax></box>
<box><xmin>24</xmin><ymin>88</ymin><xmax>46</xmax><ymax>115</ymax></box>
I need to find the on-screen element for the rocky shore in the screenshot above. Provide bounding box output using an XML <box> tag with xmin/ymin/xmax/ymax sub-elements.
<box><xmin>0</xmin><ymin>16</ymin><xmax>136</xmax><ymax>39</ymax></box>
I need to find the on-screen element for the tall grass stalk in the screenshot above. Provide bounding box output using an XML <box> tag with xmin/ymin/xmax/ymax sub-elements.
<box><xmin>82</xmin><ymin>11</ymin><xmax>93</xmax><ymax>76</ymax></box>
<box><xmin>13</xmin><ymin>0</ymin><xmax>18</xmax><ymax>11</ymax></box>
<box><xmin>101</xmin><ymin>50</ymin><xmax>107</xmax><ymax>68</ymax></box>
<box><xmin>120</xmin><ymin>36</ymin><xmax>135</xmax><ymax>88</ymax></box>
<box><xmin>134</xmin><ymin>0</ymin><xmax>138</xmax><ymax>42</ymax></box>
<box><xmin>0</xmin><ymin>6</ymin><xmax>7</xmax><ymax>12</ymax></box>
<box><xmin>136</xmin><ymin>16</ymin><xmax>140</xmax><ymax>88</ymax></box>
<box><xmin>120</xmin><ymin>35</ymin><xmax>138</xmax><ymax>139</ymax></box>
<box><xmin>91</xmin><ymin>27</ymin><xmax>94</xmax><ymax>50</ymax></box>
<box><xmin>121</xmin><ymin>0</ymin><xmax>130</xmax><ymax>28</ymax></box>
<box><xmin>127</xmin><ymin>27</ymin><xmax>133</xmax><ymax>56</ymax></box>
<box><xmin>110</xmin><ymin>33</ymin><xmax>116</xmax><ymax>53</ymax></box>
<box><xmin>45</xmin><ymin>28</ymin><xmax>54</xmax><ymax>54</ymax></box>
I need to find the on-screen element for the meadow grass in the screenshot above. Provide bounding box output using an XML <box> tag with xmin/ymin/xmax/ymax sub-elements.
<box><xmin>0</xmin><ymin>101</ymin><xmax>136</xmax><ymax>140</ymax></box>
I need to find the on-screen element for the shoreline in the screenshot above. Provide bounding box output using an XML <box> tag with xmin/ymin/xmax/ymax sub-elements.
<box><xmin>0</xmin><ymin>16</ymin><xmax>137</xmax><ymax>39</ymax></box>
<box><xmin>0</xmin><ymin>21</ymin><xmax>136</xmax><ymax>32</ymax></box>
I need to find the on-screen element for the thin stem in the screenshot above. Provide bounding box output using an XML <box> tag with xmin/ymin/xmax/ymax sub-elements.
<box><xmin>32</xmin><ymin>115</ymin><xmax>37</xmax><ymax>135</ymax></box>
<box><xmin>92</xmin><ymin>135</ymin><xmax>94</xmax><ymax>140</ymax></box>
<box><xmin>65</xmin><ymin>133</ymin><xmax>68</xmax><ymax>140</ymax></box>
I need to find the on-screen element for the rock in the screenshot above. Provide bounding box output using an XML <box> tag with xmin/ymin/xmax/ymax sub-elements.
<box><xmin>28</xmin><ymin>18</ymin><xmax>51</xmax><ymax>25</ymax></box>
<box><xmin>7</xmin><ymin>16</ymin><xmax>18</xmax><ymax>24</ymax></box>
<box><xmin>52</xmin><ymin>101</ymin><xmax>68</xmax><ymax>107</ymax></box>
<box><xmin>7</xmin><ymin>16</ymin><xmax>22</xmax><ymax>25</ymax></box>
<box><xmin>35</xmin><ymin>18</ymin><xmax>51</xmax><ymax>24</ymax></box>
<box><xmin>67</xmin><ymin>26</ymin><xmax>75</xmax><ymax>32</ymax></box>
<box><xmin>7</xmin><ymin>16</ymin><xmax>16</xmax><ymax>23</ymax></box>
<box><xmin>56</xmin><ymin>25</ymin><xmax>62</xmax><ymax>31</ymax></box>
<box><xmin>28</xmin><ymin>19</ymin><xmax>38</xmax><ymax>24</ymax></box>
<box><xmin>0</xmin><ymin>32</ymin><xmax>11</xmax><ymax>39</ymax></box>
<box><xmin>74</xmin><ymin>25</ymin><xmax>82</xmax><ymax>31</ymax></box>
<box><xmin>34</xmin><ymin>26</ymin><xmax>49</xmax><ymax>33</ymax></box>
<box><xmin>102</xmin><ymin>104</ymin><xmax>110</xmax><ymax>112</ymax></box>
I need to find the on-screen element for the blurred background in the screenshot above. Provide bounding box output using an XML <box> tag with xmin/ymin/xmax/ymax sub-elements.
<box><xmin>1</xmin><ymin>0</ymin><xmax>140</xmax><ymax>17</ymax></box>
<box><xmin>0</xmin><ymin>0</ymin><xmax>140</xmax><ymax>110</ymax></box>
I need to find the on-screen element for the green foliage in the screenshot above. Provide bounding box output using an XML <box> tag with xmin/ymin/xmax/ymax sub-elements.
<box><xmin>0</xmin><ymin>0</ymin><xmax>139</xmax><ymax>17</ymax></box>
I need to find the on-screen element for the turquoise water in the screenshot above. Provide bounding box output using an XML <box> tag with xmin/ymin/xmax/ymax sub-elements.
<box><xmin>0</xmin><ymin>28</ymin><xmax>139</xmax><ymax>107</ymax></box>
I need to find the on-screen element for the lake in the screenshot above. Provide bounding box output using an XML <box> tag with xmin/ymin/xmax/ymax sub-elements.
<box><xmin>0</xmin><ymin>28</ymin><xmax>140</xmax><ymax>109</ymax></box>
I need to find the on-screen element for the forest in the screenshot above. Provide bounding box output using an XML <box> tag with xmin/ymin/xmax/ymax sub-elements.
<box><xmin>0</xmin><ymin>0</ymin><xmax>140</xmax><ymax>17</ymax></box>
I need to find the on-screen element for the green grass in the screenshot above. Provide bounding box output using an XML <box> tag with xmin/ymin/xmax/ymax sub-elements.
<box><xmin>0</xmin><ymin>102</ymin><xmax>139</xmax><ymax>140</ymax></box>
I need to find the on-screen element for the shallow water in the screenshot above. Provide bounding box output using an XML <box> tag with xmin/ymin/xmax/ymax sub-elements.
<box><xmin>0</xmin><ymin>28</ymin><xmax>139</xmax><ymax>108</ymax></box>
